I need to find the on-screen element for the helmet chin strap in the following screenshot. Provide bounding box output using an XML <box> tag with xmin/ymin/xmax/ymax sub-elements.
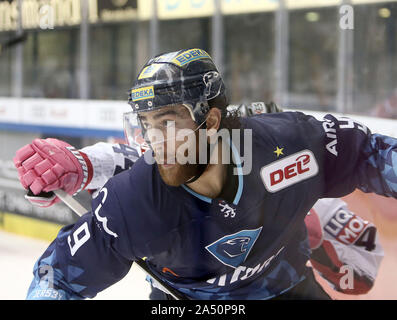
<box><xmin>183</xmin><ymin>113</ymin><xmax>212</xmax><ymax>185</ymax></box>
<box><xmin>184</xmin><ymin>142</ymin><xmax>211</xmax><ymax>184</ymax></box>
<box><xmin>184</xmin><ymin>165</ymin><xmax>207</xmax><ymax>184</ymax></box>
<box><xmin>185</xmin><ymin>113</ymin><xmax>226</xmax><ymax>185</ymax></box>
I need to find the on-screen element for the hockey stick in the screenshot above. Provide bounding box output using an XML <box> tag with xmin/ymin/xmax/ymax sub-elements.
<box><xmin>53</xmin><ymin>190</ymin><xmax>187</xmax><ymax>300</ymax></box>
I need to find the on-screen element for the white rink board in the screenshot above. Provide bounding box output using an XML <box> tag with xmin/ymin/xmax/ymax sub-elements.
<box><xmin>0</xmin><ymin>97</ymin><xmax>396</xmax><ymax>138</ymax></box>
<box><xmin>0</xmin><ymin>230</ymin><xmax>150</xmax><ymax>300</ymax></box>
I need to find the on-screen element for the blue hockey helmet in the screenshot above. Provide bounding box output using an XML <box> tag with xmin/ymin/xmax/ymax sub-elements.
<box><xmin>128</xmin><ymin>48</ymin><xmax>226</xmax><ymax>125</ymax></box>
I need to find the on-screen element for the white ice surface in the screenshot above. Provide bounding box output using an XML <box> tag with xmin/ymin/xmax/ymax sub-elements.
<box><xmin>0</xmin><ymin>230</ymin><xmax>150</xmax><ymax>300</ymax></box>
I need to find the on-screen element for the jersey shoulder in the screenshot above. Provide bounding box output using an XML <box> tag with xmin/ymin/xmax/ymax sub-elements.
<box><xmin>105</xmin><ymin>154</ymin><xmax>159</xmax><ymax>206</ymax></box>
<box><xmin>241</xmin><ymin>111</ymin><xmax>314</xmax><ymax>136</ymax></box>
<box><xmin>240</xmin><ymin>111</ymin><xmax>321</xmax><ymax>155</ymax></box>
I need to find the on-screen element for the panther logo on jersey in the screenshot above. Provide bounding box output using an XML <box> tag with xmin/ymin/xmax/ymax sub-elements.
<box><xmin>205</xmin><ymin>227</ymin><xmax>263</xmax><ymax>269</ymax></box>
<box><xmin>217</xmin><ymin>237</ymin><xmax>250</xmax><ymax>258</ymax></box>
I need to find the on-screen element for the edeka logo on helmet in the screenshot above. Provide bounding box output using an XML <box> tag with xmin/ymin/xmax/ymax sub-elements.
<box><xmin>171</xmin><ymin>48</ymin><xmax>211</xmax><ymax>67</ymax></box>
<box><xmin>130</xmin><ymin>86</ymin><xmax>155</xmax><ymax>102</ymax></box>
<box><xmin>125</xmin><ymin>49</ymin><xmax>253</xmax><ymax>187</ymax></box>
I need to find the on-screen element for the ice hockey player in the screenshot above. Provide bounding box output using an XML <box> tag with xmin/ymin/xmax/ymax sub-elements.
<box><xmin>15</xmin><ymin>48</ymin><xmax>395</xmax><ymax>299</ymax></box>
<box><xmin>15</xmin><ymin>103</ymin><xmax>384</xmax><ymax>298</ymax></box>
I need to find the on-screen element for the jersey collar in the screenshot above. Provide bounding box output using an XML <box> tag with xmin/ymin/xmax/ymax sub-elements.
<box><xmin>181</xmin><ymin>138</ymin><xmax>244</xmax><ymax>205</ymax></box>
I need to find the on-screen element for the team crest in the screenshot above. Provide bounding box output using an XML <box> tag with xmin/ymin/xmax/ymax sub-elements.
<box><xmin>205</xmin><ymin>227</ymin><xmax>263</xmax><ymax>268</ymax></box>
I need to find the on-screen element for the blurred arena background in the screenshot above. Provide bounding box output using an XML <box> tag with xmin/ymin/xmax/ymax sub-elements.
<box><xmin>0</xmin><ymin>0</ymin><xmax>397</xmax><ymax>299</ymax></box>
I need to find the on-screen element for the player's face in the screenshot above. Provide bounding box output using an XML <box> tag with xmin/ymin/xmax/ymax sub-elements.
<box><xmin>139</xmin><ymin>105</ymin><xmax>202</xmax><ymax>186</ymax></box>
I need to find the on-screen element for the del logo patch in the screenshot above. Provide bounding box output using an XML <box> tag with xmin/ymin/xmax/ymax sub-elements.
<box><xmin>205</xmin><ymin>227</ymin><xmax>262</xmax><ymax>269</ymax></box>
<box><xmin>260</xmin><ymin>149</ymin><xmax>319</xmax><ymax>193</ymax></box>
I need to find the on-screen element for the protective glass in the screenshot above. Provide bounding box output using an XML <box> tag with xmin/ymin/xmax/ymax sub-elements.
<box><xmin>123</xmin><ymin>104</ymin><xmax>207</xmax><ymax>153</ymax></box>
<box><xmin>123</xmin><ymin>112</ymin><xmax>149</xmax><ymax>156</ymax></box>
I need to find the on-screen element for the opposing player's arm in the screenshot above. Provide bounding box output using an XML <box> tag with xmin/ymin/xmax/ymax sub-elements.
<box><xmin>298</xmin><ymin>112</ymin><xmax>397</xmax><ymax>198</ymax></box>
<box><xmin>307</xmin><ymin>198</ymin><xmax>384</xmax><ymax>294</ymax></box>
<box><xmin>26</xmin><ymin>179</ymin><xmax>135</xmax><ymax>300</ymax></box>
<box><xmin>81</xmin><ymin>142</ymin><xmax>139</xmax><ymax>190</ymax></box>
<box><xmin>14</xmin><ymin>139</ymin><xmax>140</xmax><ymax>207</ymax></box>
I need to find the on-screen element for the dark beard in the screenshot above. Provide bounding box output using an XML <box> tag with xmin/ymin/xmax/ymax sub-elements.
<box><xmin>157</xmin><ymin>162</ymin><xmax>201</xmax><ymax>186</ymax></box>
<box><xmin>156</xmin><ymin>130</ymin><xmax>204</xmax><ymax>186</ymax></box>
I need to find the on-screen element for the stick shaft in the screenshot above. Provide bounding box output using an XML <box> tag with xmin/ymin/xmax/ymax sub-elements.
<box><xmin>54</xmin><ymin>190</ymin><xmax>89</xmax><ymax>215</ymax></box>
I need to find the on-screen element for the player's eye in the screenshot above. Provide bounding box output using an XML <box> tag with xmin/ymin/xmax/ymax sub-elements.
<box><xmin>163</xmin><ymin>120</ymin><xmax>175</xmax><ymax>128</ymax></box>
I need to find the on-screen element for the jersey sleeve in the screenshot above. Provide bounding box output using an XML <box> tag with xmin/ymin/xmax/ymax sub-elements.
<box><xmin>297</xmin><ymin>112</ymin><xmax>397</xmax><ymax>198</ymax></box>
<box><xmin>81</xmin><ymin>143</ymin><xmax>140</xmax><ymax>190</ymax></box>
<box><xmin>26</xmin><ymin>179</ymin><xmax>135</xmax><ymax>300</ymax></box>
<box><xmin>309</xmin><ymin>198</ymin><xmax>384</xmax><ymax>295</ymax></box>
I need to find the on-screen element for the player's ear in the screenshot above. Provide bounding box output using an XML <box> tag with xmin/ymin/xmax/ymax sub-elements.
<box><xmin>205</xmin><ymin>107</ymin><xmax>222</xmax><ymax>139</ymax></box>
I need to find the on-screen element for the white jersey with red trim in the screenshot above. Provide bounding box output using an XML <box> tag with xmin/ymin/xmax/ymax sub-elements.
<box><xmin>81</xmin><ymin>142</ymin><xmax>139</xmax><ymax>191</ymax></box>
<box><xmin>309</xmin><ymin>198</ymin><xmax>384</xmax><ymax>294</ymax></box>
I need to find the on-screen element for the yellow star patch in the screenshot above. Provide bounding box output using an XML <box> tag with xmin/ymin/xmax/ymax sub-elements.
<box><xmin>273</xmin><ymin>146</ymin><xmax>284</xmax><ymax>158</ymax></box>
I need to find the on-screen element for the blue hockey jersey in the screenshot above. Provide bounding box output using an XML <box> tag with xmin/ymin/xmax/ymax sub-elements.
<box><xmin>26</xmin><ymin>112</ymin><xmax>397</xmax><ymax>300</ymax></box>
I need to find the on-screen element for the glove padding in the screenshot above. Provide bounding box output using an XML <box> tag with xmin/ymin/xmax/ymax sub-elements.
<box><xmin>24</xmin><ymin>190</ymin><xmax>58</xmax><ymax>208</ymax></box>
<box><xmin>14</xmin><ymin>138</ymin><xmax>92</xmax><ymax>207</ymax></box>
